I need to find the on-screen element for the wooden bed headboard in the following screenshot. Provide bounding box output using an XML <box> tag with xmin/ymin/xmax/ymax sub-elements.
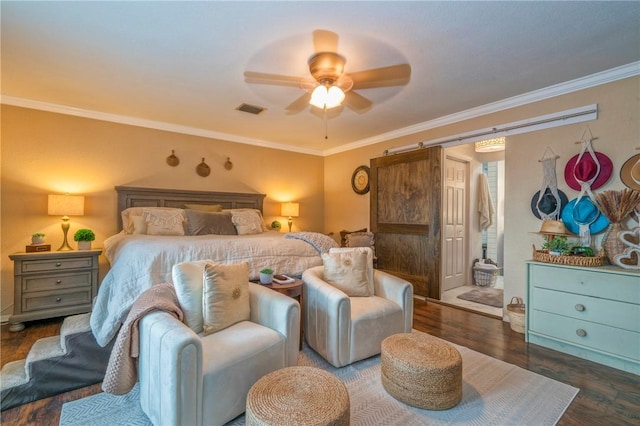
<box><xmin>115</xmin><ymin>186</ymin><xmax>266</xmax><ymax>231</ymax></box>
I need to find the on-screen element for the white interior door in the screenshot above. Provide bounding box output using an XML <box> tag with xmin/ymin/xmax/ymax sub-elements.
<box><xmin>442</xmin><ymin>157</ymin><xmax>468</xmax><ymax>292</ymax></box>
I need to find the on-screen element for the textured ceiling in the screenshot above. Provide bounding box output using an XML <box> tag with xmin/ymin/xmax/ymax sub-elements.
<box><xmin>2</xmin><ymin>1</ymin><xmax>639</xmax><ymax>155</ymax></box>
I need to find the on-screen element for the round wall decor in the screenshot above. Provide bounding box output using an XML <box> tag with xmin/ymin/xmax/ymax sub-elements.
<box><xmin>351</xmin><ymin>165</ymin><xmax>370</xmax><ymax>195</ymax></box>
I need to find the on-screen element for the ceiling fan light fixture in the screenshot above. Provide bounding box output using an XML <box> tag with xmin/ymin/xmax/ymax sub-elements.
<box><xmin>309</xmin><ymin>84</ymin><xmax>345</xmax><ymax>109</ymax></box>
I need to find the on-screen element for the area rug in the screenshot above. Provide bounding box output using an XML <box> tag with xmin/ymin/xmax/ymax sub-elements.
<box><xmin>457</xmin><ymin>286</ymin><xmax>504</xmax><ymax>308</ymax></box>
<box><xmin>59</xmin><ymin>331</ymin><xmax>578</xmax><ymax>426</ymax></box>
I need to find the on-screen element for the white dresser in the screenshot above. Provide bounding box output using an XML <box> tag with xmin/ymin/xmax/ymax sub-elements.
<box><xmin>526</xmin><ymin>261</ymin><xmax>639</xmax><ymax>375</ymax></box>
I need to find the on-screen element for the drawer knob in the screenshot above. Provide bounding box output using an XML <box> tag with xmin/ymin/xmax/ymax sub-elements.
<box><xmin>576</xmin><ymin>329</ymin><xmax>587</xmax><ymax>337</ymax></box>
<box><xmin>575</xmin><ymin>304</ymin><xmax>585</xmax><ymax>312</ymax></box>
<box><xmin>56</xmin><ymin>263</ymin><xmax>62</xmax><ymax>267</ymax></box>
<box><xmin>55</xmin><ymin>297</ymin><xmax>62</xmax><ymax>302</ymax></box>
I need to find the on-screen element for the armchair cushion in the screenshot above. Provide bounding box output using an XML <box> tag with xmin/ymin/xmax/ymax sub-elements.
<box><xmin>172</xmin><ymin>259</ymin><xmax>214</xmax><ymax>334</ymax></box>
<box><xmin>202</xmin><ymin>262</ymin><xmax>251</xmax><ymax>335</ymax></box>
<box><xmin>329</xmin><ymin>247</ymin><xmax>375</xmax><ymax>294</ymax></box>
<box><xmin>321</xmin><ymin>249</ymin><xmax>371</xmax><ymax>297</ymax></box>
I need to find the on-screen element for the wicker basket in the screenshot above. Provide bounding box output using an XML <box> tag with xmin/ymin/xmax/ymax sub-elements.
<box><xmin>531</xmin><ymin>245</ymin><xmax>606</xmax><ymax>267</ymax></box>
<box><xmin>472</xmin><ymin>266</ymin><xmax>501</xmax><ymax>287</ymax></box>
<box><xmin>506</xmin><ymin>297</ymin><xmax>525</xmax><ymax>334</ymax></box>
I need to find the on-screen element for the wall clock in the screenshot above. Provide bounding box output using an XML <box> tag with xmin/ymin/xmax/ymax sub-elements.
<box><xmin>351</xmin><ymin>165</ymin><xmax>370</xmax><ymax>195</ymax></box>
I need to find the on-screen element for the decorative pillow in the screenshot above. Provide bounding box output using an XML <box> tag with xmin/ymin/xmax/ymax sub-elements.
<box><xmin>184</xmin><ymin>203</ymin><xmax>223</xmax><ymax>212</ymax></box>
<box><xmin>185</xmin><ymin>210</ymin><xmax>237</xmax><ymax>236</ymax></box>
<box><xmin>143</xmin><ymin>209</ymin><xmax>186</xmax><ymax>235</ymax></box>
<box><xmin>322</xmin><ymin>249</ymin><xmax>371</xmax><ymax>297</ymax></box>
<box><xmin>345</xmin><ymin>232</ymin><xmax>375</xmax><ymax>249</ymax></box>
<box><xmin>172</xmin><ymin>260</ymin><xmax>213</xmax><ymax>333</ymax></box>
<box><xmin>131</xmin><ymin>215</ymin><xmax>148</xmax><ymax>234</ymax></box>
<box><xmin>202</xmin><ymin>262</ymin><xmax>251</xmax><ymax>335</ymax></box>
<box><xmin>329</xmin><ymin>247</ymin><xmax>375</xmax><ymax>294</ymax></box>
<box><xmin>121</xmin><ymin>207</ymin><xmax>183</xmax><ymax>234</ymax></box>
<box><xmin>230</xmin><ymin>210</ymin><xmax>265</xmax><ymax>235</ymax></box>
<box><xmin>340</xmin><ymin>228</ymin><xmax>367</xmax><ymax>247</ymax></box>
<box><xmin>224</xmin><ymin>208</ymin><xmax>269</xmax><ymax>232</ymax></box>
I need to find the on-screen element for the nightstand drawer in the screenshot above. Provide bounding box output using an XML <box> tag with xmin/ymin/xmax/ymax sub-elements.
<box><xmin>22</xmin><ymin>288</ymin><xmax>92</xmax><ymax>312</ymax></box>
<box><xmin>530</xmin><ymin>310</ymin><xmax>640</xmax><ymax>361</ymax></box>
<box><xmin>532</xmin><ymin>287</ymin><xmax>640</xmax><ymax>332</ymax></box>
<box><xmin>21</xmin><ymin>271</ymin><xmax>93</xmax><ymax>293</ymax></box>
<box><xmin>529</xmin><ymin>264</ymin><xmax>640</xmax><ymax>303</ymax></box>
<box><xmin>21</xmin><ymin>257</ymin><xmax>94</xmax><ymax>273</ymax></box>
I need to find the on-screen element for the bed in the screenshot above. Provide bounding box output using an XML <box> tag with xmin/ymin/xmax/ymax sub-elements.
<box><xmin>90</xmin><ymin>186</ymin><xmax>336</xmax><ymax>346</ymax></box>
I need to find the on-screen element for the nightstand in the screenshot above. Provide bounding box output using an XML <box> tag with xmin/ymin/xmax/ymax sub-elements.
<box><xmin>8</xmin><ymin>249</ymin><xmax>102</xmax><ymax>332</ymax></box>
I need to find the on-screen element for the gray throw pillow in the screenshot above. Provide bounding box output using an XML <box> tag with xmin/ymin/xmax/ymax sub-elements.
<box><xmin>185</xmin><ymin>210</ymin><xmax>237</xmax><ymax>235</ymax></box>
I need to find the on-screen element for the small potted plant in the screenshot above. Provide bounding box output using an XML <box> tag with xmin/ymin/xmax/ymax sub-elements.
<box><xmin>259</xmin><ymin>268</ymin><xmax>274</xmax><ymax>284</ymax></box>
<box><xmin>542</xmin><ymin>236</ymin><xmax>570</xmax><ymax>256</ymax></box>
<box><xmin>31</xmin><ymin>232</ymin><xmax>46</xmax><ymax>245</ymax></box>
<box><xmin>74</xmin><ymin>228</ymin><xmax>95</xmax><ymax>250</ymax></box>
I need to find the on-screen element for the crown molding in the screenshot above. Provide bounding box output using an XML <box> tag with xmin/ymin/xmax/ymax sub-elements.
<box><xmin>2</xmin><ymin>61</ymin><xmax>637</xmax><ymax>158</ymax></box>
<box><xmin>323</xmin><ymin>61</ymin><xmax>640</xmax><ymax>156</ymax></box>
<box><xmin>0</xmin><ymin>96</ymin><xmax>324</xmax><ymax>156</ymax></box>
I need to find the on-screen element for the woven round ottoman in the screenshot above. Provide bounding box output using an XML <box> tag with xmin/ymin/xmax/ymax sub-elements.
<box><xmin>246</xmin><ymin>366</ymin><xmax>350</xmax><ymax>425</ymax></box>
<box><xmin>381</xmin><ymin>333</ymin><xmax>462</xmax><ymax>410</ymax></box>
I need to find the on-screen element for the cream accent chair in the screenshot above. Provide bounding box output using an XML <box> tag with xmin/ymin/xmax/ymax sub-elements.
<box><xmin>303</xmin><ymin>247</ymin><xmax>413</xmax><ymax>368</ymax></box>
<box><xmin>139</xmin><ymin>260</ymin><xmax>300</xmax><ymax>426</ymax></box>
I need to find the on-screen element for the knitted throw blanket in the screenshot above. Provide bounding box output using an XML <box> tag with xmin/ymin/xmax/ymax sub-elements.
<box><xmin>102</xmin><ymin>283</ymin><xmax>183</xmax><ymax>395</ymax></box>
<box><xmin>285</xmin><ymin>231</ymin><xmax>339</xmax><ymax>254</ymax></box>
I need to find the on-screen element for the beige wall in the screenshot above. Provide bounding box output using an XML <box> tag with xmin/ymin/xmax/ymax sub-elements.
<box><xmin>1</xmin><ymin>106</ymin><xmax>324</xmax><ymax>317</ymax></box>
<box><xmin>2</xmin><ymin>76</ymin><xmax>637</xmax><ymax>321</ymax></box>
<box><xmin>324</xmin><ymin>76</ymin><xmax>639</xmax><ymax>317</ymax></box>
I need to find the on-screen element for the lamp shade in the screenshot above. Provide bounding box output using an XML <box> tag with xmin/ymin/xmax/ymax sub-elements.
<box><xmin>474</xmin><ymin>137</ymin><xmax>505</xmax><ymax>153</ymax></box>
<box><xmin>48</xmin><ymin>194</ymin><xmax>85</xmax><ymax>216</ymax></box>
<box><xmin>309</xmin><ymin>85</ymin><xmax>345</xmax><ymax>109</ymax></box>
<box><xmin>281</xmin><ymin>202</ymin><xmax>299</xmax><ymax>218</ymax></box>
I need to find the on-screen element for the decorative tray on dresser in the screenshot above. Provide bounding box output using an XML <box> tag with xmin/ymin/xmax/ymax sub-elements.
<box><xmin>526</xmin><ymin>261</ymin><xmax>639</xmax><ymax>375</ymax></box>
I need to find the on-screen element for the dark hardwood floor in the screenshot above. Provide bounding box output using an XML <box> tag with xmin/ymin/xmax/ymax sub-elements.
<box><xmin>1</xmin><ymin>300</ymin><xmax>639</xmax><ymax>426</ymax></box>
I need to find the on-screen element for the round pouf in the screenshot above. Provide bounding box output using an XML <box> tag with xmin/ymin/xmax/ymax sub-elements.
<box><xmin>381</xmin><ymin>333</ymin><xmax>462</xmax><ymax>410</ymax></box>
<box><xmin>246</xmin><ymin>366</ymin><xmax>350</xmax><ymax>426</ymax></box>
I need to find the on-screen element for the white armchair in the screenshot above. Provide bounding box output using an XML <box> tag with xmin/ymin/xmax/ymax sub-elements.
<box><xmin>138</xmin><ymin>260</ymin><xmax>299</xmax><ymax>426</ymax></box>
<box><xmin>303</xmin><ymin>247</ymin><xmax>413</xmax><ymax>368</ymax></box>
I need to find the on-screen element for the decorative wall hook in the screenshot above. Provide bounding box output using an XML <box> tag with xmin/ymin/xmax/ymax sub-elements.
<box><xmin>166</xmin><ymin>150</ymin><xmax>179</xmax><ymax>167</ymax></box>
<box><xmin>224</xmin><ymin>157</ymin><xmax>233</xmax><ymax>170</ymax></box>
<box><xmin>196</xmin><ymin>158</ymin><xmax>210</xmax><ymax>177</ymax></box>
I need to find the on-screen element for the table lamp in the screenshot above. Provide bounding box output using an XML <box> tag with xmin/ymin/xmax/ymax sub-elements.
<box><xmin>48</xmin><ymin>194</ymin><xmax>85</xmax><ymax>251</ymax></box>
<box><xmin>281</xmin><ymin>202</ymin><xmax>299</xmax><ymax>233</ymax></box>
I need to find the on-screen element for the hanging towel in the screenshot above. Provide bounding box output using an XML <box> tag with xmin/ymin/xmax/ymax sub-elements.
<box><xmin>478</xmin><ymin>173</ymin><xmax>495</xmax><ymax>231</ymax></box>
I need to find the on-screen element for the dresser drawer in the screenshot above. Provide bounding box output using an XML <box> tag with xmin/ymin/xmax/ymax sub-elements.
<box><xmin>22</xmin><ymin>288</ymin><xmax>92</xmax><ymax>312</ymax></box>
<box><xmin>530</xmin><ymin>310</ymin><xmax>640</xmax><ymax>361</ymax></box>
<box><xmin>529</xmin><ymin>264</ymin><xmax>640</xmax><ymax>303</ymax></box>
<box><xmin>21</xmin><ymin>271</ymin><xmax>93</xmax><ymax>293</ymax></box>
<box><xmin>20</xmin><ymin>257</ymin><xmax>94</xmax><ymax>273</ymax></box>
<box><xmin>532</xmin><ymin>287</ymin><xmax>640</xmax><ymax>332</ymax></box>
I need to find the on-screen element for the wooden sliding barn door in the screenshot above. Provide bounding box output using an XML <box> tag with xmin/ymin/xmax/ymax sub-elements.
<box><xmin>370</xmin><ymin>147</ymin><xmax>442</xmax><ymax>299</ymax></box>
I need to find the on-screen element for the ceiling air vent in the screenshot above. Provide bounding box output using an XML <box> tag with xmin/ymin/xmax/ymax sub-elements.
<box><xmin>236</xmin><ymin>103</ymin><xmax>266</xmax><ymax>115</ymax></box>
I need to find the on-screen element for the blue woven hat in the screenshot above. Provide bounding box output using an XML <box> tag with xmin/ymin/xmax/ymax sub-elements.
<box><xmin>561</xmin><ymin>197</ymin><xmax>610</xmax><ymax>235</ymax></box>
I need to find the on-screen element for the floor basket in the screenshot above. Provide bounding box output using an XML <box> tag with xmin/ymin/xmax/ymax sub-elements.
<box><xmin>506</xmin><ymin>297</ymin><xmax>525</xmax><ymax>334</ymax></box>
<box><xmin>472</xmin><ymin>266</ymin><xmax>501</xmax><ymax>287</ymax></box>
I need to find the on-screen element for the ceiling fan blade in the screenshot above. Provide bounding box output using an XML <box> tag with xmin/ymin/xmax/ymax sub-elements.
<box><xmin>285</xmin><ymin>92</ymin><xmax>311</xmax><ymax>114</ymax></box>
<box><xmin>244</xmin><ymin>71</ymin><xmax>307</xmax><ymax>88</ymax></box>
<box><xmin>313</xmin><ymin>29</ymin><xmax>339</xmax><ymax>53</ymax></box>
<box><xmin>349</xmin><ymin>64</ymin><xmax>412</xmax><ymax>89</ymax></box>
<box><xmin>344</xmin><ymin>91</ymin><xmax>373</xmax><ymax>114</ymax></box>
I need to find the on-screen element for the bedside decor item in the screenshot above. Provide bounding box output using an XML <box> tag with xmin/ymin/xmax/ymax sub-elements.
<box><xmin>74</xmin><ymin>228</ymin><xmax>95</xmax><ymax>250</ymax></box>
<box><xmin>281</xmin><ymin>202</ymin><xmax>299</xmax><ymax>232</ymax></box>
<box><xmin>270</xmin><ymin>220</ymin><xmax>281</xmax><ymax>230</ymax></box>
<box><xmin>259</xmin><ymin>268</ymin><xmax>274</xmax><ymax>284</ymax></box>
<box><xmin>25</xmin><ymin>244</ymin><xmax>51</xmax><ymax>252</ymax></box>
<box><xmin>31</xmin><ymin>233</ymin><xmax>45</xmax><ymax>245</ymax></box>
<box><xmin>196</xmin><ymin>158</ymin><xmax>210</xmax><ymax>177</ymax></box>
<box><xmin>48</xmin><ymin>194</ymin><xmax>85</xmax><ymax>251</ymax></box>
<box><xmin>351</xmin><ymin>165</ymin><xmax>370</xmax><ymax>195</ymax></box>
<box><xmin>595</xmin><ymin>189</ymin><xmax>640</xmax><ymax>264</ymax></box>
<box><xmin>166</xmin><ymin>150</ymin><xmax>179</xmax><ymax>167</ymax></box>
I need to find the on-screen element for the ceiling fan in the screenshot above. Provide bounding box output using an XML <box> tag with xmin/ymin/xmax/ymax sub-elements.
<box><xmin>244</xmin><ymin>30</ymin><xmax>411</xmax><ymax>114</ymax></box>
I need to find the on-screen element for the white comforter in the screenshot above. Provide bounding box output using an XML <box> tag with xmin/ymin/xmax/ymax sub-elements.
<box><xmin>91</xmin><ymin>231</ymin><xmax>324</xmax><ymax>346</ymax></box>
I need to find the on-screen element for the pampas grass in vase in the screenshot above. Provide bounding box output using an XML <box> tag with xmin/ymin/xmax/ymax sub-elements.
<box><xmin>595</xmin><ymin>189</ymin><xmax>640</xmax><ymax>264</ymax></box>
